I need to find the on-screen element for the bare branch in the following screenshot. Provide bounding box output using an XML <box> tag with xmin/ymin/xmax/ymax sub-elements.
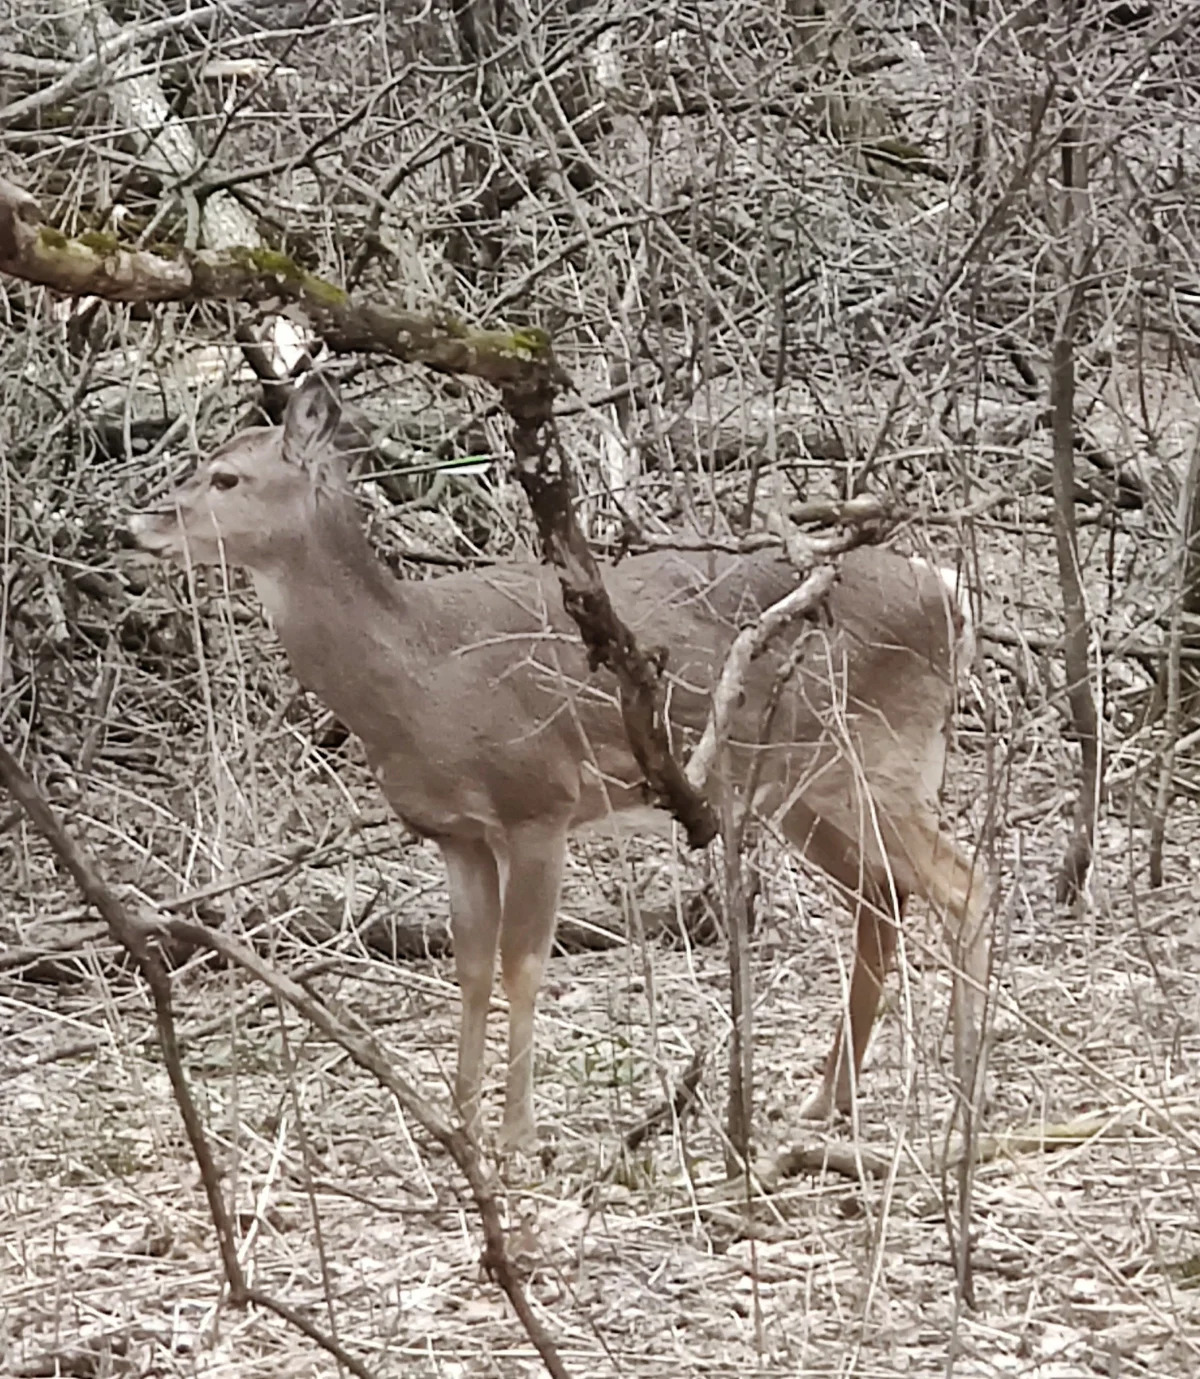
<box><xmin>685</xmin><ymin>564</ymin><xmax>838</xmax><ymax>794</ymax></box>
<box><xmin>0</xmin><ymin>737</ymin><xmax>573</xmax><ymax>1379</ymax></box>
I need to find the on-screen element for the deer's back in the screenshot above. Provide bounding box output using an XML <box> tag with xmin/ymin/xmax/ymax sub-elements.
<box><xmin>305</xmin><ymin>544</ymin><xmax>965</xmax><ymax>841</ymax></box>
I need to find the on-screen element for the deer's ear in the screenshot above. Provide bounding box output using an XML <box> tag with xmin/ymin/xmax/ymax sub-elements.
<box><xmin>281</xmin><ymin>375</ymin><xmax>343</xmax><ymax>471</ymax></box>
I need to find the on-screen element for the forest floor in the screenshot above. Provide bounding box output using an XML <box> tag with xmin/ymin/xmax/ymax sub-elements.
<box><xmin>4</xmin><ymin>749</ymin><xmax>1200</xmax><ymax>1378</ymax></box>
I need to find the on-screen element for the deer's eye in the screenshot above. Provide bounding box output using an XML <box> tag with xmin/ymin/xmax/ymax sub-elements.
<box><xmin>210</xmin><ymin>471</ymin><xmax>240</xmax><ymax>491</ymax></box>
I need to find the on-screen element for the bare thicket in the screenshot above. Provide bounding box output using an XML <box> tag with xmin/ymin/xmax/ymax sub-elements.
<box><xmin>4</xmin><ymin>2</ymin><xmax>1200</xmax><ymax>1377</ymax></box>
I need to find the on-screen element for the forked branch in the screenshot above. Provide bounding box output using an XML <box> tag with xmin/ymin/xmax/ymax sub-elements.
<box><xmin>685</xmin><ymin>562</ymin><xmax>840</xmax><ymax>793</ymax></box>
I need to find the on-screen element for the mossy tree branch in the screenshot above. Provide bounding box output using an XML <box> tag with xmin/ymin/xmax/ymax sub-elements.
<box><xmin>0</xmin><ymin>174</ymin><xmax>566</xmax><ymax>400</ymax></box>
<box><xmin>0</xmin><ymin>170</ymin><xmax>716</xmax><ymax>845</ymax></box>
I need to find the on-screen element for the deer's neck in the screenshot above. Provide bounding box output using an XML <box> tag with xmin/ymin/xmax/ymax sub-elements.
<box><xmin>252</xmin><ymin>514</ymin><xmax>401</xmax><ymax>626</ymax></box>
<box><xmin>247</xmin><ymin>510</ymin><xmax>429</xmax><ymax>739</ymax></box>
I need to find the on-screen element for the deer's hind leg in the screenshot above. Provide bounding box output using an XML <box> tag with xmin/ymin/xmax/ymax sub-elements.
<box><xmin>805</xmin><ymin>883</ymin><xmax>905</xmax><ymax>1118</ymax></box>
<box><xmin>782</xmin><ymin>802</ymin><xmax>908</xmax><ymax>1120</ymax></box>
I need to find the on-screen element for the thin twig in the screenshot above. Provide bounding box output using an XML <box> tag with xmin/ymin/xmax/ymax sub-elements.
<box><xmin>622</xmin><ymin>1048</ymin><xmax>708</xmax><ymax>1151</ymax></box>
<box><xmin>0</xmin><ymin>738</ymin><xmax>572</xmax><ymax>1379</ymax></box>
<box><xmin>685</xmin><ymin>565</ymin><xmax>838</xmax><ymax>793</ymax></box>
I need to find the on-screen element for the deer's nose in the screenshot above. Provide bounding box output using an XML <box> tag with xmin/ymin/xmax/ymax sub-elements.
<box><xmin>127</xmin><ymin>511</ymin><xmax>177</xmax><ymax>551</ymax></box>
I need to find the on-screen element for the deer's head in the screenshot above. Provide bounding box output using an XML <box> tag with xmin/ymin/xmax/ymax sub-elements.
<box><xmin>130</xmin><ymin>377</ymin><xmax>349</xmax><ymax>569</ymax></box>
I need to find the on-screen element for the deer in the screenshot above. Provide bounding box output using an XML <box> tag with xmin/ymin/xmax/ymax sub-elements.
<box><xmin>129</xmin><ymin>376</ymin><xmax>991</xmax><ymax>1152</ymax></box>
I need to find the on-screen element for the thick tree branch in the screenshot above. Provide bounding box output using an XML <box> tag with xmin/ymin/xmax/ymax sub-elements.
<box><xmin>0</xmin><ymin>170</ymin><xmax>717</xmax><ymax>846</ymax></box>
